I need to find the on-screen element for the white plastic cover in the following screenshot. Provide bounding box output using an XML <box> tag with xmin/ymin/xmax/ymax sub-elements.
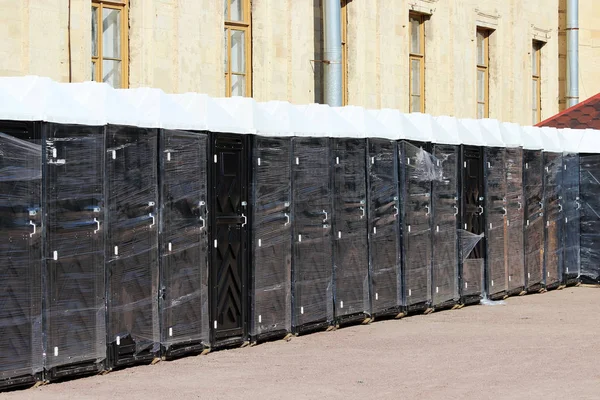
<box><xmin>578</xmin><ymin>129</ymin><xmax>600</xmax><ymax>154</ymax></box>
<box><xmin>558</xmin><ymin>128</ymin><xmax>585</xmax><ymax>154</ymax></box>
<box><xmin>172</xmin><ymin>93</ymin><xmax>246</xmax><ymax>133</ymax></box>
<box><xmin>458</xmin><ymin>119</ymin><xmax>487</xmax><ymax>146</ymax></box>
<box><xmin>334</xmin><ymin>106</ymin><xmax>394</xmax><ymax>139</ymax></box>
<box><xmin>299</xmin><ymin>103</ymin><xmax>360</xmax><ymax>138</ymax></box>
<box><xmin>522</xmin><ymin>126</ymin><xmax>545</xmax><ymax>150</ymax></box>
<box><xmin>478</xmin><ymin>119</ymin><xmax>506</xmax><ymax>147</ymax></box>
<box><xmin>433</xmin><ymin>116</ymin><xmax>462</xmax><ymax>145</ymax></box>
<box><xmin>500</xmin><ymin>122</ymin><xmax>523</xmax><ymax>148</ymax></box>
<box><xmin>539</xmin><ymin>126</ymin><xmax>563</xmax><ymax>153</ymax></box>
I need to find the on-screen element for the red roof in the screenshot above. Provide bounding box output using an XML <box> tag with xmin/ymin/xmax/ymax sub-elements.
<box><xmin>537</xmin><ymin>93</ymin><xmax>600</xmax><ymax>129</ymax></box>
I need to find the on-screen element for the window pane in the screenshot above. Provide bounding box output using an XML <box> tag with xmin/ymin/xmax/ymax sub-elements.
<box><xmin>102</xmin><ymin>8</ymin><xmax>121</xmax><ymax>59</ymax></box>
<box><xmin>230</xmin><ymin>0</ymin><xmax>243</xmax><ymax>21</ymax></box>
<box><xmin>410</xmin><ymin>59</ymin><xmax>421</xmax><ymax>96</ymax></box>
<box><xmin>103</xmin><ymin>59</ymin><xmax>122</xmax><ymax>88</ymax></box>
<box><xmin>231</xmin><ymin>74</ymin><xmax>246</xmax><ymax>96</ymax></box>
<box><xmin>92</xmin><ymin>6</ymin><xmax>98</xmax><ymax>57</ymax></box>
<box><xmin>532</xmin><ymin>79</ymin><xmax>538</xmax><ymax>111</ymax></box>
<box><xmin>532</xmin><ymin>46</ymin><xmax>537</xmax><ymax>75</ymax></box>
<box><xmin>411</xmin><ymin>95</ymin><xmax>421</xmax><ymax>113</ymax></box>
<box><xmin>477</xmin><ymin>70</ymin><xmax>485</xmax><ymax>102</ymax></box>
<box><xmin>410</xmin><ymin>16</ymin><xmax>421</xmax><ymax>54</ymax></box>
<box><xmin>230</xmin><ymin>30</ymin><xmax>245</xmax><ymax>74</ymax></box>
<box><xmin>224</xmin><ymin>28</ymin><xmax>229</xmax><ymax>73</ymax></box>
<box><xmin>533</xmin><ymin>110</ymin><xmax>538</xmax><ymax>125</ymax></box>
<box><xmin>224</xmin><ymin>0</ymin><xmax>228</xmax><ymax>19</ymax></box>
<box><xmin>92</xmin><ymin>61</ymin><xmax>96</xmax><ymax>81</ymax></box>
<box><xmin>477</xmin><ymin>103</ymin><xmax>485</xmax><ymax>119</ymax></box>
<box><xmin>477</xmin><ymin>31</ymin><xmax>485</xmax><ymax>65</ymax></box>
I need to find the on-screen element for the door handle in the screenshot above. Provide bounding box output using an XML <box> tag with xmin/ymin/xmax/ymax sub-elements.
<box><xmin>425</xmin><ymin>205</ymin><xmax>430</xmax><ymax>216</ymax></box>
<box><xmin>576</xmin><ymin>201</ymin><xmax>581</xmax><ymax>210</ymax></box>
<box><xmin>149</xmin><ymin>213</ymin><xmax>155</xmax><ymax>228</ymax></box>
<box><xmin>359</xmin><ymin>206</ymin><xmax>365</xmax><ymax>219</ymax></box>
<box><xmin>477</xmin><ymin>205</ymin><xmax>484</xmax><ymax>215</ymax></box>
<box><xmin>93</xmin><ymin>217</ymin><xmax>100</xmax><ymax>234</ymax></box>
<box><xmin>241</xmin><ymin>213</ymin><xmax>247</xmax><ymax>227</ymax></box>
<box><xmin>502</xmin><ymin>207</ymin><xmax>507</xmax><ymax>216</ymax></box>
<box><xmin>558</xmin><ymin>204</ymin><xmax>563</xmax><ymax>213</ymax></box>
<box><xmin>453</xmin><ymin>205</ymin><xmax>459</xmax><ymax>216</ymax></box>
<box><xmin>393</xmin><ymin>205</ymin><xmax>399</xmax><ymax>217</ymax></box>
<box><xmin>284</xmin><ymin>213</ymin><xmax>290</xmax><ymax>226</ymax></box>
<box><xmin>539</xmin><ymin>201</ymin><xmax>544</xmax><ymax>210</ymax></box>
<box><xmin>199</xmin><ymin>216</ymin><xmax>205</xmax><ymax>230</ymax></box>
<box><xmin>322</xmin><ymin>210</ymin><xmax>328</xmax><ymax>223</ymax></box>
<box><xmin>29</xmin><ymin>220</ymin><xmax>36</xmax><ymax>237</ymax></box>
<box><xmin>518</xmin><ymin>201</ymin><xmax>522</xmax><ymax>210</ymax></box>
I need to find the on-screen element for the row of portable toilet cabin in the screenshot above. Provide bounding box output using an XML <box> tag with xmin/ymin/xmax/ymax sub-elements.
<box><xmin>1</xmin><ymin>76</ymin><xmax>599</xmax><ymax>390</ymax></box>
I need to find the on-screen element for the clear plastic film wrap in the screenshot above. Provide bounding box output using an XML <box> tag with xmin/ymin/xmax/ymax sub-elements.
<box><xmin>367</xmin><ymin>139</ymin><xmax>401</xmax><ymax>315</ymax></box>
<box><xmin>0</xmin><ymin>127</ymin><xmax>43</xmax><ymax>386</ymax></box>
<box><xmin>523</xmin><ymin>150</ymin><xmax>545</xmax><ymax>291</ymax></box>
<box><xmin>399</xmin><ymin>141</ymin><xmax>437</xmax><ymax>311</ymax></box>
<box><xmin>484</xmin><ymin>147</ymin><xmax>508</xmax><ymax>299</ymax></box>
<box><xmin>460</xmin><ymin>146</ymin><xmax>485</xmax><ymax>303</ymax></box>
<box><xmin>43</xmin><ymin>124</ymin><xmax>106</xmax><ymax>375</ymax></box>
<box><xmin>543</xmin><ymin>152</ymin><xmax>564</xmax><ymax>289</ymax></box>
<box><xmin>105</xmin><ymin>126</ymin><xmax>160</xmax><ymax>366</ymax></box>
<box><xmin>579</xmin><ymin>154</ymin><xmax>600</xmax><ymax>284</ymax></box>
<box><xmin>431</xmin><ymin>144</ymin><xmax>460</xmax><ymax>308</ymax></box>
<box><xmin>332</xmin><ymin>138</ymin><xmax>370</xmax><ymax>322</ymax></box>
<box><xmin>505</xmin><ymin>147</ymin><xmax>525</xmax><ymax>294</ymax></box>
<box><xmin>562</xmin><ymin>153</ymin><xmax>580</xmax><ymax>284</ymax></box>
<box><xmin>250</xmin><ymin>137</ymin><xmax>292</xmax><ymax>339</ymax></box>
<box><xmin>158</xmin><ymin>130</ymin><xmax>209</xmax><ymax>355</ymax></box>
<box><xmin>291</xmin><ymin>137</ymin><xmax>334</xmax><ymax>330</ymax></box>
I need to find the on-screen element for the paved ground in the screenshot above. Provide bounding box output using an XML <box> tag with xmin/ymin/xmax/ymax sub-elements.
<box><xmin>2</xmin><ymin>287</ymin><xmax>599</xmax><ymax>400</ymax></box>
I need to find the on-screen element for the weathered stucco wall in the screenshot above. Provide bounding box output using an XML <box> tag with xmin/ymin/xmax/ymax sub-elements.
<box><xmin>0</xmin><ymin>0</ymin><xmax>592</xmax><ymax>124</ymax></box>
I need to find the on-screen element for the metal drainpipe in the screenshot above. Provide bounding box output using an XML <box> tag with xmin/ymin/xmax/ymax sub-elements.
<box><xmin>566</xmin><ymin>0</ymin><xmax>579</xmax><ymax>108</ymax></box>
<box><xmin>323</xmin><ymin>0</ymin><xmax>343</xmax><ymax>107</ymax></box>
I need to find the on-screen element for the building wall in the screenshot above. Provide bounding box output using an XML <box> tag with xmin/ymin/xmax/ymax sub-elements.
<box><xmin>578</xmin><ymin>0</ymin><xmax>600</xmax><ymax>105</ymax></box>
<box><xmin>0</xmin><ymin>0</ymin><xmax>593</xmax><ymax>125</ymax></box>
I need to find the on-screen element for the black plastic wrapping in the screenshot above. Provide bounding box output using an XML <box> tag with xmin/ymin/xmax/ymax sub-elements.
<box><xmin>431</xmin><ymin>144</ymin><xmax>460</xmax><ymax>308</ymax></box>
<box><xmin>250</xmin><ymin>137</ymin><xmax>292</xmax><ymax>339</ymax></box>
<box><xmin>158</xmin><ymin>130</ymin><xmax>209</xmax><ymax>355</ymax></box>
<box><xmin>399</xmin><ymin>141</ymin><xmax>435</xmax><ymax>311</ymax></box>
<box><xmin>105</xmin><ymin>126</ymin><xmax>160</xmax><ymax>366</ymax></box>
<box><xmin>543</xmin><ymin>152</ymin><xmax>564</xmax><ymax>289</ymax></box>
<box><xmin>460</xmin><ymin>146</ymin><xmax>485</xmax><ymax>303</ymax></box>
<box><xmin>366</xmin><ymin>139</ymin><xmax>401</xmax><ymax>315</ymax></box>
<box><xmin>43</xmin><ymin>124</ymin><xmax>106</xmax><ymax>375</ymax></box>
<box><xmin>484</xmin><ymin>147</ymin><xmax>507</xmax><ymax>299</ymax></box>
<box><xmin>562</xmin><ymin>153</ymin><xmax>580</xmax><ymax>284</ymax></box>
<box><xmin>332</xmin><ymin>138</ymin><xmax>370</xmax><ymax>321</ymax></box>
<box><xmin>291</xmin><ymin>137</ymin><xmax>334</xmax><ymax>331</ymax></box>
<box><xmin>579</xmin><ymin>154</ymin><xmax>600</xmax><ymax>284</ymax></box>
<box><xmin>0</xmin><ymin>125</ymin><xmax>43</xmax><ymax>386</ymax></box>
<box><xmin>523</xmin><ymin>150</ymin><xmax>545</xmax><ymax>291</ymax></box>
<box><xmin>505</xmin><ymin>147</ymin><xmax>525</xmax><ymax>294</ymax></box>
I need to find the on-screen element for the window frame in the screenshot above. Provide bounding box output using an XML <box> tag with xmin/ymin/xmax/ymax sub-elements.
<box><xmin>476</xmin><ymin>27</ymin><xmax>490</xmax><ymax>119</ymax></box>
<box><xmin>409</xmin><ymin>12</ymin><xmax>425</xmax><ymax>113</ymax></box>
<box><xmin>532</xmin><ymin>40</ymin><xmax>543</xmax><ymax>124</ymax></box>
<box><xmin>91</xmin><ymin>0</ymin><xmax>129</xmax><ymax>88</ymax></box>
<box><xmin>341</xmin><ymin>0</ymin><xmax>348</xmax><ymax>106</ymax></box>
<box><xmin>224</xmin><ymin>0</ymin><xmax>252</xmax><ymax>97</ymax></box>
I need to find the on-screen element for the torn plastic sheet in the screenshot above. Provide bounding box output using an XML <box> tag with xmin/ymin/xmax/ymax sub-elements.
<box><xmin>543</xmin><ymin>152</ymin><xmax>563</xmax><ymax>288</ymax></box>
<box><xmin>459</xmin><ymin>229</ymin><xmax>484</xmax><ymax>263</ymax></box>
